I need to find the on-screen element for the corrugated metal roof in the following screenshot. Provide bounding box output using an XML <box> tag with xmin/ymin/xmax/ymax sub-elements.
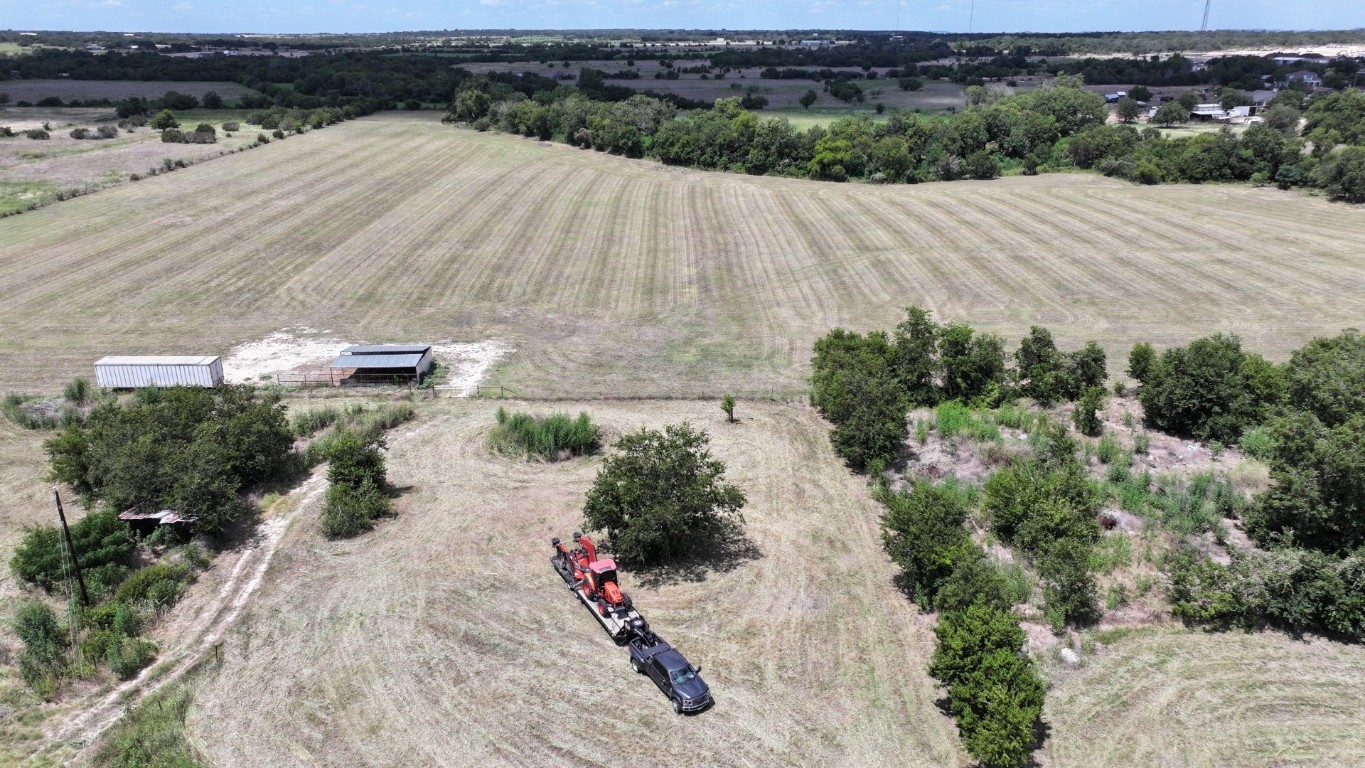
<box><xmin>340</xmin><ymin>345</ymin><xmax>431</xmax><ymax>355</ymax></box>
<box><xmin>329</xmin><ymin>354</ymin><xmax>425</xmax><ymax>369</ymax></box>
<box><xmin>96</xmin><ymin>356</ymin><xmax>220</xmax><ymax>366</ymax></box>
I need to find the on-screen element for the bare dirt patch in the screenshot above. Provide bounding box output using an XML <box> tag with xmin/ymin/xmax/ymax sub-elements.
<box><xmin>220</xmin><ymin>327</ymin><xmax>510</xmax><ymax>391</ymax></box>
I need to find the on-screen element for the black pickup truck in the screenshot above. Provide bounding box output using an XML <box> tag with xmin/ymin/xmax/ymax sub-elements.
<box><xmin>628</xmin><ymin>635</ymin><xmax>712</xmax><ymax>714</ymax></box>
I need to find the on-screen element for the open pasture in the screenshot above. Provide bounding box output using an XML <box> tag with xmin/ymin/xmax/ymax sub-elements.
<box><xmin>1046</xmin><ymin>628</ymin><xmax>1365</xmax><ymax>767</ymax></box>
<box><xmin>1</xmin><ymin>112</ymin><xmax>1363</xmax><ymax>399</ymax></box>
<box><xmin>183</xmin><ymin>399</ymin><xmax>961</xmax><ymax>766</ymax></box>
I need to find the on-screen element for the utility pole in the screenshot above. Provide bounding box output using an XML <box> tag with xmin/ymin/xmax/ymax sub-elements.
<box><xmin>53</xmin><ymin>488</ymin><xmax>90</xmax><ymax>606</ymax></box>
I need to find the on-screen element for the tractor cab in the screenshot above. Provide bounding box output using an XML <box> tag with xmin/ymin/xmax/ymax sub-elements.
<box><xmin>589</xmin><ymin>559</ymin><xmax>619</xmax><ymax>588</ymax></box>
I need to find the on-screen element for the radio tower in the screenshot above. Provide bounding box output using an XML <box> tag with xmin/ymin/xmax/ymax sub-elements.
<box><xmin>1200</xmin><ymin>0</ymin><xmax>1212</xmax><ymax>33</ymax></box>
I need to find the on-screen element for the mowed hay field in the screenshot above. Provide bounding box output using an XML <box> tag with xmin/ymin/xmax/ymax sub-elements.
<box><xmin>1046</xmin><ymin>629</ymin><xmax>1365</xmax><ymax>767</ymax></box>
<box><xmin>184</xmin><ymin>400</ymin><xmax>962</xmax><ymax>767</ymax></box>
<box><xmin>1</xmin><ymin>112</ymin><xmax>1364</xmax><ymax>396</ymax></box>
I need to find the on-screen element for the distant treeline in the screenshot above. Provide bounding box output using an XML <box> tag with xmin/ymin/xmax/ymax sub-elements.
<box><xmin>448</xmin><ymin>74</ymin><xmax>1365</xmax><ymax>202</ymax></box>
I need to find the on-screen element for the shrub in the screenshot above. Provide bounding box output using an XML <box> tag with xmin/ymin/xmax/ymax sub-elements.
<box><xmin>64</xmin><ymin>377</ymin><xmax>93</xmax><ymax>405</ymax></box>
<box><xmin>1038</xmin><ymin>535</ymin><xmax>1101</xmax><ymax>629</ymax></box>
<box><xmin>324</xmin><ymin>429</ymin><xmax>387</xmax><ymax>489</ymax></box>
<box><xmin>879</xmin><ymin>481</ymin><xmax>975</xmax><ymax>605</ymax></box>
<box><xmin>291</xmin><ymin>406</ymin><xmax>342</xmax><ymax>437</ymax></box>
<box><xmin>114</xmin><ymin>563</ymin><xmax>192</xmax><ymax>610</ymax></box>
<box><xmin>930</xmin><ymin>603</ymin><xmax>1045</xmax><ymax>768</ymax></box>
<box><xmin>583</xmin><ymin>423</ymin><xmax>745</xmax><ymax>565</ymax></box>
<box><xmin>1096</xmin><ymin>433</ymin><xmax>1121</xmax><ymax>464</ymax></box>
<box><xmin>12</xmin><ymin>509</ymin><xmax>135</xmax><ymax>592</ymax></box>
<box><xmin>1245</xmin><ymin>412</ymin><xmax>1365</xmax><ymax>553</ymax></box>
<box><xmin>25</xmin><ymin>129</ymin><xmax>51</xmax><ymax>140</ymax></box>
<box><xmin>321</xmin><ymin>478</ymin><xmax>391</xmax><ymax>539</ymax></box>
<box><xmin>487</xmin><ymin>408</ymin><xmax>599</xmax><ymax>460</ymax></box>
<box><xmin>222</xmin><ymin>121</ymin><xmax>240</xmax><ymax>132</ymax></box>
<box><xmin>1127</xmin><ymin>342</ymin><xmax>1156</xmax><ymax>384</ymax></box>
<box><xmin>70</xmin><ymin>127</ymin><xmax>91</xmax><ymax>140</ymax></box>
<box><xmin>3</xmin><ymin>393</ymin><xmax>59</xmax><ymax>429</ymax></box>
<box><xmin>1139</xmin><ymin>334</ymin><xmax>1284</xmax><ymax>443</ymax></box>
<box><xmin>1072</xmin><ymin>386</ymin><xmax>1106</xmax><ymax>436</ymax></box>
<box><xmin>97</xmin><ymin>125</ymin><xmax>118</xmax><ymax>139</ymax></box>
<box><xmin>14</xmin><ymin>600</ymin><xmax>68</xmax><ymax>698</ymax></box>
<box><xmin>161</xmin><ymin>128</ymin><xmax>186</xmax><ymax>143</ymax></box>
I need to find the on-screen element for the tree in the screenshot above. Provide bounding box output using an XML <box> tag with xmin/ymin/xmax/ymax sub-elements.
<box><xmin>1245</xmin><ymin>412</ymin><xmax>1365</xmax><ymax>553</ymax></box>
<box><xmin>1128</xmin><ymin>85</ymin><xmax>1152</xmax><ymax>102</ymax></box>
<box><xmin>939</xmin><ymin>324</ymin><xmax>1007</xmax><ymax>403</ymax></box>
<box><xmin>898</xmin><ymin>77</ymin><xmax>923</xmax><ymax>91</ymax></box>
<box><xmin>1283</xmin><ymin>329</ymin><xmax>1364</xmax><ymax>427</ymax></box>
<box><xmin>1263</xmin><ymin>104</ymin><xmax>1301</xmax><ymax>137</ymax></box>
<box><xmin>880</xmin><ymin>481</ymin><xmax>974</xmax><ymax>604</ymax></box>
<box><xmin>1139</xmin><ymin>334</ymin><xmax>1284</xmax><ymax>443</ymax></box>
<box><xmin>1311</xmin><ymin>147</ymin><xmax>1365</xmax><ymax>204</ymax></box>
<box><xmin>1115</xmin><ymin>97</ymin><xmax>1140</xmax><ymax>123</ymax></box>
<box><xmin>582</xmin><ymin>423</ymin><xmax>746</xmax><ymax>565</ymax></box>
<box><xmin>893</xmin><ymin>306</ymin><xmax>941</xmax><ymax>406</ymax></box>
<box><xmin>930</xmin><ymin>603</ymin><xmax>1045</xmax><ymax>768</ymax></box>
<box><xmin>720</xmin><ymin>394</ymin><xmax>736</xmax><ymax>423</ymax></box>
<box><xmin>148</xmin><ymin>110</ymin><xmax>179</xmax><ymax>130</ymax></box>
<box><xmin>1127</xmin><ymin>342</ymin><xmax>1156</xmax><ymax>384</ymax></box>
<box><xmin>799</xmin><ymin>89</ymin><xmax>817</xmax><ymax>109</ymax></box>
<box><xmin>1153</xmin><ymin>101</ymin><xmax>1186</xmax><ymax>127</ymax></box>
<box><xmin>202</xmin><ymin>91</ymin><xmax>224</xmax><ymax>109</ymax></box>
<box><xmin>829</xmin><ymin>369</ymin><xmax>909</xmax><ymax>472</ymax></box>
<box><xmin>1072</xmin><ymin>386</ymin><xmax>1106</xmax><ymax>436</ymax></box>
<box><xmin>1037</xmin><ymin>533</ymin><xmax>1101</xmax><ymax>629</ymax></box>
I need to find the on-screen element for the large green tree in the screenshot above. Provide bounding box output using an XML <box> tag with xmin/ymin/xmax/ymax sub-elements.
<box><xmin>582</xmin><ymin>423</ymin><xmax>746</xmax><ymax>565</ymax></box>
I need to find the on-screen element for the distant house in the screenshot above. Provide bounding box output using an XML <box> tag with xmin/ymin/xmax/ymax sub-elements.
<box><xmin>1190</xmin><ymin>103</ymin><xmax>1226</xmax><ymax>122</ymax></box>
<box><xmin>1104</xmin><ymin>90</ymin><xmax>1128</xmax><ymax>103</ymax></box>
<box><xmin>1284</xmin><ymin>70</ymin><xmax>1323</xmax><ymax>87</ymax></box>
<box><xmin>800</xmin><ymin>39</ymin><xmax>830</xmax><ymax>47</ymax></box>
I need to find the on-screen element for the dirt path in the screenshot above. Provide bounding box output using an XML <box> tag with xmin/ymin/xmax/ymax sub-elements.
<box><xmin>44</xmin><ymin>472</ymin><xmax>328</xmax><ymax>762</ymax></box>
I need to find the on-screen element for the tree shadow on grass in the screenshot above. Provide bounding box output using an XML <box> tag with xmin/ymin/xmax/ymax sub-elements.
<box><xmin>632</xmin><ymin>533</ymin><xmax>763</xmax><ymax>589</ymax></box>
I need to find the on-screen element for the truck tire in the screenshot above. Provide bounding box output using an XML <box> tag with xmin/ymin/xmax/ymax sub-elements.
<box><xmin>631</xmin><ymin>658</ymin><xmax>643</xmax><ymax>674</ymax></box>
<box><xmin>673</xmin><ymin>697</ymin><xmax>683</xmax><ymax>715</ymax></box>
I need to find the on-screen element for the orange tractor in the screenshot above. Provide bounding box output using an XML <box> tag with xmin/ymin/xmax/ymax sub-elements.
<box><xmin>551</xmin><ymin>532</ymin><xmax>645</xmax><ymax>641</ymax></box>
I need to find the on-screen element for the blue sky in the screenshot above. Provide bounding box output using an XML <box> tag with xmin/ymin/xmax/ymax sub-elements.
<box><xmin>3</xmin><ymin>0</ymin><xmax>1361</xmax><ymax>35</ymax></box>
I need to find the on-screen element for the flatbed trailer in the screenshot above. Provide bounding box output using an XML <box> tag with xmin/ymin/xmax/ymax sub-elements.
<box><xmin>551</xmin><ymin>549</ymin><xmax>645</xmax><ymax>642</ymax></box>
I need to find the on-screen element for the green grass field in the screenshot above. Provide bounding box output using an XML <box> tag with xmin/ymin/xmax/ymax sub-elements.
<box><xmin>0</xmin><ymin>80</ymin><xmax>260</xmax><ymax>103</ymax></box>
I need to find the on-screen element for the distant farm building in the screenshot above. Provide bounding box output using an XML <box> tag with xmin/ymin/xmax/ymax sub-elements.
<box><xmin>329</xmin><ymin>345</ymin><xmax>435</xmax><ymax>385</ymax></box>
<box><xmin>94</xmin><ymin>356</ymin><xmax>224</xmax><ymax>388</ymax></box>
<box><xmin>1283</xmin><ymin>70</ymin><xmax>1323</xmax><ymax>88</ymax></box>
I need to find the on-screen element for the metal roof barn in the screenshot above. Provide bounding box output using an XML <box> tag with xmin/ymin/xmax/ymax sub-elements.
<box><xmin>329</xmin><ymin>345</ymin><xmax>435</xmax><ymax>384</ymax></box>
<box><xmin>94</xmin><ymin>356</ymin><xmax>223</xmax><ymax>388</ymax></box>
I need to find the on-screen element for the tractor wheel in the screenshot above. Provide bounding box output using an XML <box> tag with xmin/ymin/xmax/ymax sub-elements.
<box><xmin>673</xmin><ymin>697</ymin><xmax>683</xmax><ymax>715</ymax></box>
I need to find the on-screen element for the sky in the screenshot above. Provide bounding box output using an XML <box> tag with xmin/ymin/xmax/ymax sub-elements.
<box><xmin>3</xmin><ymin>0</ymin><xmax>1362</xmax><ymax>36</ymax></box>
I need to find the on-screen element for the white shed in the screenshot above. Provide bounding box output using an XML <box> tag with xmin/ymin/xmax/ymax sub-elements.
<box><xmin>94</xmin><ymin>356</ymin><xmax>224</xmax><ymax>388</ymax></box>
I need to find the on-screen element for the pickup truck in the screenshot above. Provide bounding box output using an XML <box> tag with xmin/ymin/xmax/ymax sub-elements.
<box><xmin>628</xmin><ymin>636</ymin><xmax>712</xmax><ymax>714</ymax></box>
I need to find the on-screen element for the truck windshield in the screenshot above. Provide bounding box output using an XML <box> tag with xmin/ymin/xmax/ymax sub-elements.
<box><xmin>669</xmin><ymin>667</ymin><xmax>697</xmax><ymax>685</ymax></box>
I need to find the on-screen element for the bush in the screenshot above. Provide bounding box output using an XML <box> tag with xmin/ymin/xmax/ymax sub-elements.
<box><xmin>487</xmin><ymin>408</ymin><xmax>599</xmax><ymax>460</ymax></box>
<box><xmin>321</xmin><ymin>478</ymin><xmax>391</xmax><ymax>539</ymax></box>
<box><xmin>291</xmin><ymin>406</ymin><xmax>341</xmax><ymax>437</ymax></box>
<box><xmin>93</xmin><ymin>683</ymin><xmax>201</xmax><ymax>768</ymax></box>
<box><xmin>149</xmin><ymin>110</ymin><xmax>179</xmax><ymax>130</ymax></box>
<box><xmin>222</xmin><ymin>121</ymin><xmax>240</xmax><ymax>132</ymax></box>
<box><xmin>14</xmin><ymin>600</ymin><xmax>68</xmax><ymax>698</ymax></box>
<box><xmin>25</xmin><ymin>129</ymin><xmax>51</xmax><ymax>140</ymax></box>
<box><xmin>161</xmin><ymin>128</ymin><xmax>186</xmax><ymax>143</ymax></box>
<box><xmin>880</xmin><ymin>481</ymin><xmax>974</xmax><ymax>604</ymax></box>
<box><xmin>1072</xmin><ymin>386</ymin><xmax>1106</xmax><ymax>436</ymax></box>
<box><xmin>3</xmin><ymin>393</ymin><xmax>59</xmax><ymax>429</ymax></box>
<box><xmin>64</xmin><ymin>377</ymin><xmax>93</xmax><ymax>405</ymax></box>
<box><xmin>114</xmin><ymin>563</ymin><xmax>192</xmax><ymax>610</ymax></box>
<box><xmin>1245</xmin><ymin>412</ymin><xmax>1365</xmax><ymax>553</ymax></box>
<box><xmin>70</xmin><ymin>127</ymin><xmax>91</xmax><ymax>140</ymax></box>
<box><xmin>97</xmin><ymin>125</ymin><xmax>119</xmax><ymax>139</ymax></box>
<box><xmin>324</xmin><ymin>429</ymin><xmax>387</xmax><ymax>489</ymax></box>
<box><xmin>12</xmin><ymin>509</ymin><xmax>135</xmax><ymax>592</ymax></box>
<box><xmin>1139</xmin><ymin>334</ymin><xmax>1284</xmax><ymax>443</ymax></box>
<box><xmin>583</xmin><ymin>423</ymin><xmax>745</xmax><ymax>565</ymax></box>
<box><xmin>1038</xmin><ymin>535</ymin><xmax>1101</xmax><ymax>629</ymax></box>
<box><xmin>930</xmin><ymin>603</ymin><xmax>1045</xmax><ymax>768</ymax></box>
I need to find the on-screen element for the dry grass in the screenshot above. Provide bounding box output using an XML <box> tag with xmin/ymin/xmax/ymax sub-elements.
<box><xmin>0</xmin><ymin>113</ymin><xmax>1361</xmax><ymax>399</ymax></box>
<box><xmin>184</xmin><ymin>399</ymin><xmax>961</xmax><ymax>767</ymax></box>
<box><xmin>1044</xmin><ymin>628</ymin><xmax>1365</xmax><ymax>767</ymax></box>
<box><xmin>0</xmin><ymin>81</ymin><xmax>259</xmax><ymax>103</ymax></box>
<box><xmin>0</xmin><ymin>107</ymin><xmax>265</xmax><ymax>212</ymax></box>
